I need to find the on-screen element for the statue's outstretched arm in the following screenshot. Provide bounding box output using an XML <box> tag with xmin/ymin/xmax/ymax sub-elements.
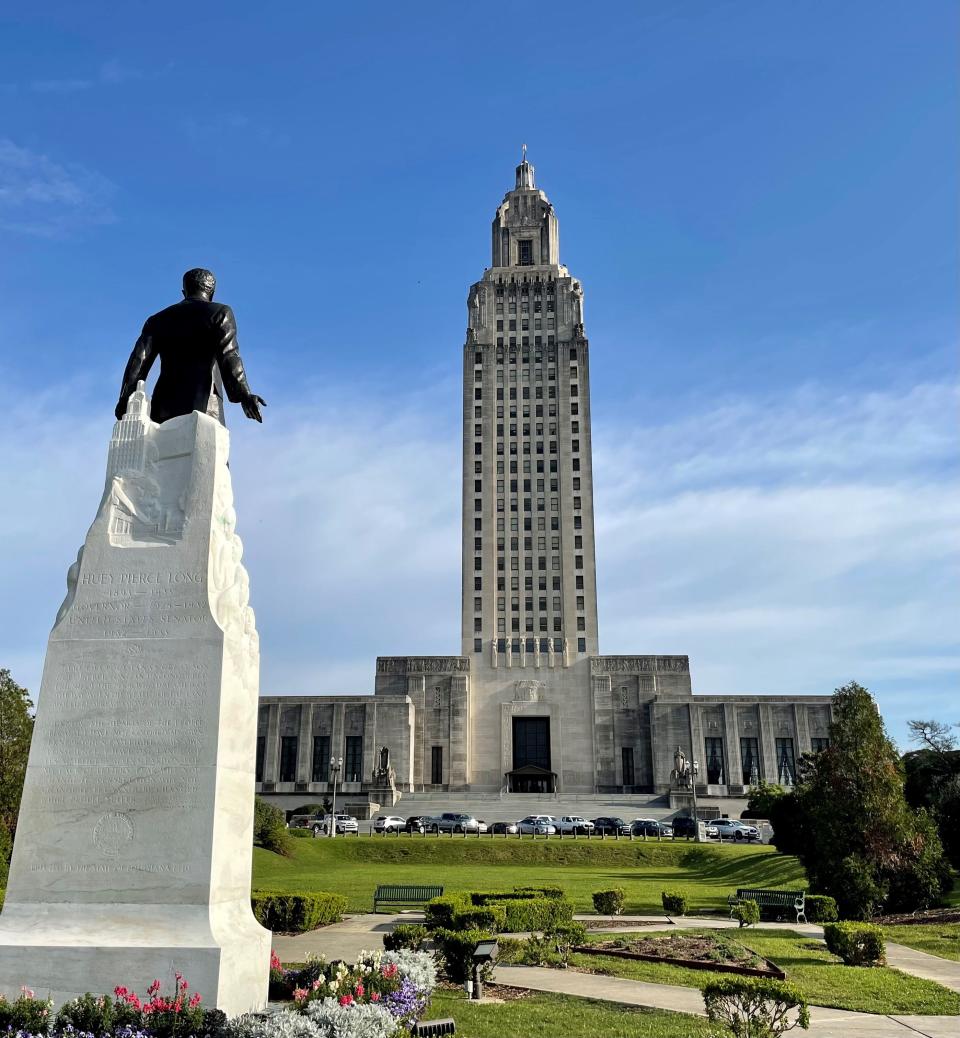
<box><xmin>215</xmin><ymin>306</ymin><xmax>266</xmax><ymax>422</ymax></box>
<box><xmin>115</xmin><ymin>323</ymin><xmax>158</xmax><ymax>419</ymax></box>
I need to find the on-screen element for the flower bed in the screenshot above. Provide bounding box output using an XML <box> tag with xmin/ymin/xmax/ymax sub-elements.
<box><xmin>572</xmin><ymin>933</ymin><xmax>786</xmax><ymax>980</ymax></box>
<box><xmin>2</xmin><ymin>950</ymin><xmax>436</xmax><ymax>1038</ymax></box>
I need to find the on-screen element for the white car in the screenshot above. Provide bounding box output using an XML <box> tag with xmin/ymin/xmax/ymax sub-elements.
<box><xmin>373</xmin><ymin>815</ymin><xmax>406</xmax><ymax>833</ymax></box>
<box><xmin>517</xmin><ymin>814</ymin><xmax>557</xmax><ymax>834</ymax></box>
<box><xmin>555</xmin><ymin>816</ymin><xmax>595</xmax><ymax>834</ymax></box>
<box><xmin>711</xmin><ymin>818</ymin><xmax>760</xmax><ymax>842</ymax></box>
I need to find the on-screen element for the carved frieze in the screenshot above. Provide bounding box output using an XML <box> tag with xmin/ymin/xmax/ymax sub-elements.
<box><xmin>377</xmin><ymin>656</ymin><xmax>470</xmax><ymax>674</ymax></box>
<box><xmin>590</xmin><ymin>655</ymin><xmax>689</xmax><ymax>675</ymax></box>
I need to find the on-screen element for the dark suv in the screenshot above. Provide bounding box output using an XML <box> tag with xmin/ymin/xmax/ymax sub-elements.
<box><xmin>592</xmin><ymin>816</ymin><xmax>631</xmax><ymax>835</ymax></box>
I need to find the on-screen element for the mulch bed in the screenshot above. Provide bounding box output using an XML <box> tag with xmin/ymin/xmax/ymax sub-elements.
<box><xmin>572</xmin><ymin>933</ymin><xmax>785</xmax><ymax>980</ymax></box>
<box><xmin>874</xmin><ymin>908</ymin><xmax>960</xmax><ymax>926</ymax></box>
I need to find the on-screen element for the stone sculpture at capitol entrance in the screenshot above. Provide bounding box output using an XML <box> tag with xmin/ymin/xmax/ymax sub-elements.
<box><xmin>0</xmin><ymin>270</ymin><xmax>271</xmax><ymax>1013</ymax></box>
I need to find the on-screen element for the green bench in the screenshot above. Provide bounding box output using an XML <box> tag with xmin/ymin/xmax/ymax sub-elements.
<box><xmin>373</xmin><ymin>884</ymin><xmax>444</xmax><ymax>913</ymax></box>
<box><xmin>728</xmin><ymin>887</ymin><xmax>806</xmax><ymax>924</ymax></box>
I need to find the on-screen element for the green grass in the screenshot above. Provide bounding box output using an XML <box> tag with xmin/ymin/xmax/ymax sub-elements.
<box><xmin>570</xmin><ymin>928</ymin><xmax>960</xmax><ymax>1016</ymax></box>
<box><xmin>882</xmin><ymin>924</ymin><xmax>960</xmax><ymax>962</ymax></box>
<box><xmin>422</xmin><ymin>989</ymin><xmax>715</xmax><ymax>1038</ymax></box>
<box><xmin>252</xmin><ymin>836</ymin><xmax>806</xmax><ymax>915</ymax></box>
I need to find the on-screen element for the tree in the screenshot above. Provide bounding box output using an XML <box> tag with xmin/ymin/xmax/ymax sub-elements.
<box><xmin>904</xmin><ymin>719</ymin><xmax>960</xmax><ymax>870</ymax></box>
<box><xmin>0</xmin><ymin>669</ymin><xmax>34</xmax><ymax>840</ymax></box>
<box><xmin>782</xmin><ymin>682</ymin><xmax>951</xmax><ymax>919</ymax></box>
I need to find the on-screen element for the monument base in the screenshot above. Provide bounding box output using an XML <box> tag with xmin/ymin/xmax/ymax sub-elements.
<box><xmin>0</xmin><ymin>901</ymin><xmax>269</xmax><ymax>1015</ymax></box>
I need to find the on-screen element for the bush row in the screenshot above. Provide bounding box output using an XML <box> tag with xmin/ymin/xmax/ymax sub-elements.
<box><xmin>251</xmin><ymin>891</ymin><xmax>347</xmax><ymax>932</ymax></box>
<box><xmin>424</xmin><ymin>887</ymin><xmax>573</xmax><ymax>933</ymax></box>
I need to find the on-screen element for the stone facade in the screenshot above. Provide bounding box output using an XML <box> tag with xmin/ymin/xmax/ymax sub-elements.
<box><xmin>255</xmin><ymin>160</ymin><xmax>833</xmax><ymax>806</ymax></box>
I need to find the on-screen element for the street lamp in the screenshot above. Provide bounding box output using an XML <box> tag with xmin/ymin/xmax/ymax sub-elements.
<box><xmin>691</xmin><ymin>759</ymin><xmax>701</xmax><ymax>843</ymax></box>
<box><xmin>329</xmin><ymin>756</ymin><xmax>343</xmax><ymax>839</ymax></box>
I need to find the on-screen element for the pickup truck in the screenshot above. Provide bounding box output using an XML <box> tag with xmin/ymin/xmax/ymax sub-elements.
<box><xmin>554</xmin><ymin>816</ymin><xmax>595</xmax><ymax>834</ymax></box>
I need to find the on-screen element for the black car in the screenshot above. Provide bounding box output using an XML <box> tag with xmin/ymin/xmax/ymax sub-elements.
<box><xmin>592</xmin><ymin>816</ymin><xmax>631</xmax><ymax>835</ymax></box>
<box><xmin>631</xmin><ymin>818</ymin><xmax>673</xmax><ymax>838</ymax></box>
<box><xmin>671</xmin><ymin>816</ymin><xmax>697</xmax><ymax>838</ymax></box>
<box><xmin>404</xmin><ymin>815</ymin><xmax>428</xmax><ymax>833</ymax></box>
<box><xmin>489</xmin><ymin>821</ymin><xmax>519</xmax><ymax>835</ymax></box>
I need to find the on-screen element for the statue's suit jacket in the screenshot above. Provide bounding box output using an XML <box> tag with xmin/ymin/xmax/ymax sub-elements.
<box><xmin>117</xmin><ymin>298</ymin><xmax>253</xmax><ymax>424</ymax></box>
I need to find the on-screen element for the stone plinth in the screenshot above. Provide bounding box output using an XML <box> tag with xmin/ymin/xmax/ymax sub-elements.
<box><xmin>0</xmin><ymin>384</ymin><xmax>270</xmax><ymax>1013</ymax></box>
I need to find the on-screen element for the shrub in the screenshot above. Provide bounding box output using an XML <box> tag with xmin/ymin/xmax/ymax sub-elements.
<box><xmin>513</xmin><ymin>885</ymin><xmax>565</xmax><ymax>899</ymax></box>
<box><xmin>251</xmin><ymin>891</ymin><xmax>347</xmax><ymax>932</ymax></box>
<box><xmin>592</xmin><ymin>888</ymin><xmax>625</xmax><ymax>915</ymax></box>
<box><xmin>432</xmin><ymin>927</ymin><xmax>495</xmax><ymax>984</ymax></box>
<box><xmin>0</xmin><ymin>989</ymin><xmax>53</xmax><ymax>1034</ymax></box>
<box><xmin>494</xmin><ymin>896</ymin><xmax>573</xmax><ymax>932</ymax></box>
<box><xmin>383</xmin><ymin>923</ymin><xmax>429</xmax><ymax>952</ymax></box>
<box><xmin>56</xmin><ymin>992</ymin><xmax>118</xmax><ymax>1034</ymax></box>
<box><xmin>455</xmin><ymin>904</ymin><xmax>507</xmax><ymax>932</ymax></box>
<box><xmin>831</xmin><ymin>854</ymin><xmax>888</xmax><ymax>921</ymax></box>
<box><xmin>704</xmin><ymin>976</ymin><xmax>810</xmax><ymax>1037</ymax></box>
<box><xmin>823</xmin><ymin>922</ymin><xmax>885</xmax><ymax>966</ymax></box>
<box><xmin>661</xmin><ymin>889</ymin><xmax>688</xmax><ymax>916</ymax></box>
<box><xmin>733</xmin><ymin>899</ymin><xmax>760</xmax><ymax>928</ymax></box>
<box><xmin>380</xmin><ymin>948</ymin><xmax>438</xmax><ymax>993</ymax></box>
<box><xmin>288</xmin><ymin>828</ymin><xmax>312</xmax><ymax>839</ymax></box>
<box><xmin>253</xmin><ymin>796</ymin><xmax>292</xmax><ymax>857</ymax></box>
<box><xmin>804</xmin><ymin>895</ymin><xmax>838</xmax><ymax>923</ymax></box>
<box><xmin>425</xmin><ymin>894</ymin><xmax>469</xmax><ymax>930</ymax></box>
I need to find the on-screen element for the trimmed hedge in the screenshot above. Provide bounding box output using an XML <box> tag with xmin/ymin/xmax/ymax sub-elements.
<box><xmin>433</xmin><ymin>927</ymin><xmax>496</xmax><ymax>984</ymax></box>
<box><xmin>661</xmin><ymin>889</ymin><xmax>688</xmax><ymax>916</ymax></box>
<box><xmin>805</xmin><ymin>894</ymin><xmax>839</xmax><ymax>923</ymax></box>
<box><xmin>704</xmin><ymin>976</ymin><xmax>810</xmax><ymax>1036</ymax></box>
<box><xmin>823</xmin><ymin>921</ymin><xmax>885</xmax><ymax>966</ymax></box>
<box><xmin>592</xmin><ymin>888</ymin><xmax>625</xmax><ymax>915</ymax></box>
<box><xmin>454</xmin><ymin>905</ymin><xmax>507</xmax><ymax>932</ymax></box>
<box><xmin>513</xmin><ymin>885</ymin><xmax>565</xmax><ymax>900</ymax></box>
<box><xmin>251</xmin><ymin>891</ymin><xmax>347</xmax><ymax>932</ymax></box>
<box><xmin>425</xmin><ymin>894</ymin><xmax>469</xmax><ymax>930</ymax></box>
<box><xmin>383</xmin><ymin>923</ymin><xmax>428</xmax><ymax>952</ymax></box>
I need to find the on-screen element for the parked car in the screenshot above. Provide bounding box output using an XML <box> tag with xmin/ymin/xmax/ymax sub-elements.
<box><xmin>310</xmin><ymin>812</ymin><xmax>358</xmax><ymax>835</ymax></box>
<box><xmin>631</xmin><ymin>818</ymin><xmax>673</xmax><ymax>838</ymax></box>
<box><xmin>476</xmin><ymin>819</ymin><xmax>489</xmax><ymax>833</ymax></box>
<box><xmin>288</xmin><ymin>811</ymin><xmax>324</xmax><ymax>830</ymax></box>
<box><xmin>671</xmin><ymin>816</ymin><xmax>720</xmax><ymax>839</ymax></box>
<box><xmin>711</xmin><ymin>818</ymin><xmax>760</xmax><ymax>842</ymax></box>
<box><xmin>404</xmin><ymin>815</ymin><xmax>429</xmax><ymax>833</ymax></box>
<box><xmin>555</xmin><ymin>816</ymin><xmax>595</xmax><ymax>834</ymax></box>
<box><xmin>373</xmin><ymin>815</ymin><xmax>406</xmax><ymax>833</ymax></box>
<box><xmin>591</xmin><ymin>816</ymin><xmax>631</xmax><ymax>836</ymax></box>
<box><xmin>432</xmin><ymin>812</ymin><xmax>480</xmax><ymax>833</ymax></box>
<box><xmin>490</xmin><ymin>821</ymin><xmax>519</xmax><ymax>834</ymax></box>
<box><xmin>517</xmin><ymin>815</ymin><xmax>557</xmax><ymax>834</ymax></box>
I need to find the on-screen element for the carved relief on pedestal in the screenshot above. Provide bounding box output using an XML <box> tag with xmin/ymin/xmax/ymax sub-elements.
<box><xmin>513</xmin><ymin>680</ymin><xmax>545</xmax><ymax>703</ymax></box>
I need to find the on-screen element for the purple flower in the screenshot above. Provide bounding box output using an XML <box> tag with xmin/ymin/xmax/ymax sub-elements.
<box><xmin>383</xmin><ymin>978</ymin><xmax>426</xmax><ymax>1024</ymax></box>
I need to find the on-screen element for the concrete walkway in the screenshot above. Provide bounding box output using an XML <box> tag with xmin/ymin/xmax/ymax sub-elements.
<box><xmin>274</xmin><ymin>912</ymin><xmax>960</xmax><ymax>1036</ymax></box>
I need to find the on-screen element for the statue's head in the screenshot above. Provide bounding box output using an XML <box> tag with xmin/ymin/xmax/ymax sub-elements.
<box><xmin>182</xmin><ymin>268</ymin><xmax>216</xmax><ymax>300</ymax></box>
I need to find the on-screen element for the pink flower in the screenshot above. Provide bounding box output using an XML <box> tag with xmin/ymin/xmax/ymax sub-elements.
<box><xmin>370</xmin><ymin>992</ymin><xmax>381</xmax><ymax>1002</ymax></box>
<box><xmin>381</xmin><ymin>964</ymin><xmax>398</xmax><ymax>979</ymax></box>
<box><xmin>148</xmin><ymin>980</ymin><xmax>161</xmax><ymax>996</ymax></box>
<box><xmin>338</xmin><ymin>994</ymin><xmax>354</xmax><ymax>1005</ymax></box>
<box><xmin>354</xmin><ymin>983</ymin><xmax>364</xmax><ymax>998</ymax></box>
<box><xmin>292</xmin><ymin>988</ymin><xmax>309</xmax><ymax>1003</ymax></box>
<box><xmin>189</xmin><ymin>992</ymin><xmax>202</xmax><ymax>1008</ymax></box>
<box><xmin>270</xmin><ymin>952</ymin><xmax>283</xmax><ymax>971</ymax></box>
<box><xmin>20</xmin><ymin>987</ymin><xmax>35</xmax><ymax>999</ymax></box>
<box><xmin>311</xmin><ymin>979</ymin><xmax>322</xmax><ymax>990</ymax></box>
<box><xmin>114</xmin><ymin>987</ymin><xmax>128</xmax><ymax>998</ymax></box>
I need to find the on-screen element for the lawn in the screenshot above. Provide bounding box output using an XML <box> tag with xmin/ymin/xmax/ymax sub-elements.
<box><xmin>422</xmin><ymin>988</ymin><xmax>715</xmax><ymax>1038</ymax></box>
<box><xmin>570</xmin><ymin>928</ymin><xmax>960</xmax><ymax>1016</ymax></box>
<box><xmin>882</xmin><ymin>924</ymin><xmax>960</xmax><ymax>963</ymax></box>
<box><xmin>253</xmin><ymin>836</ymin><xmax>806</xmax><ymax>915</ymax></box>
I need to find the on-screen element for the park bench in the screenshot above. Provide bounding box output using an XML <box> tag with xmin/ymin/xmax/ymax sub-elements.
<box><xmin>373</xmin><ymin>883</ymin><xmax>444</xmax><ymax>913</ymax></box>
<box><xmin>728</xmin><ymin>887</ymin><xmax>806</xmax><ymax>924</ymax></box>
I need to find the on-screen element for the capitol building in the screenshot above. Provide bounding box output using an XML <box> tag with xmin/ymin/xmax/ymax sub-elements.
<box><xmin>256</xmin><ymin>159</ymin><xmax>833</xmax><ymax>810</ymax></box>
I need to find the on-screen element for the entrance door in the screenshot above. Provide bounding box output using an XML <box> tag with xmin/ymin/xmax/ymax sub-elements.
<box><xmin>513</xmin><ymin>717</ymin><xmax>550</xmax><ymax>772</ymax></box>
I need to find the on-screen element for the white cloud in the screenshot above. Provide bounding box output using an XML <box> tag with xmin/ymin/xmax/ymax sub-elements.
<box><xmin>0</xmin><ymin>139</ymin><xmax>115</xmax><ymax>237</ymax></box>
<box><xmin>0</xmin><ymin>371</ymin><xmax>954</xmax><ymax>747</ymax></box>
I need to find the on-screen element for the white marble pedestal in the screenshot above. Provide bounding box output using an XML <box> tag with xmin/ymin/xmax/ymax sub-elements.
<box><xmin>0</xmin><ymin>385</ymin><xmax>270</xmax><ymax>1013</ymax></box>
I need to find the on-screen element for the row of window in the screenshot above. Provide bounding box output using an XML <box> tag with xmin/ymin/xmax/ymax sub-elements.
<box><xmin>488</xmin><ymin>555</ymin><xmax>585</xmax><ymax>570</ymax></box>
<box><xmin>493</xmin><ymin>281</ymin><xmax>555</xmax><ymax>295</ymax></box>
<box><xmin>483</xmin><ymin>366</ymin><xmax>577</xmax><ymax>381</ymax></box>
<box><xmin>481</xmin><ymin>595</ymin><xmax>586</xmax><ymax>611</ymax></box>
<box><xmin>472</xmin><ymin>636</ymin><xmax>588</xmax><ymax>653</ymax></box>
<box><xmin>471</xmin><ymin>346</ymin><xmax>578</xmax><ymax>365</ymax></box>
<box><xmin>257</xmin><ymin>734</ymin><xmax>364</xmax><ymax>785</ymax></box>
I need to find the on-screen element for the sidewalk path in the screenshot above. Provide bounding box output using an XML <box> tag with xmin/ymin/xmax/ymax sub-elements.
<box><xmin>493</xmin><ymin>964</ymin><xmax>959</xmax><ymax>1038</ymax></box>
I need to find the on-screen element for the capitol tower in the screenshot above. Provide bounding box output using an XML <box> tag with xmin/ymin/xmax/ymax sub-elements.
<box><xmin>462</xmin><ymin>153</ymin><xmax>599</xmax><ymax>664</ymax></box>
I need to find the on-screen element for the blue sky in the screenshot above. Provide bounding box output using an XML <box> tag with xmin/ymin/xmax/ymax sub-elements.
<box><xmin>1</xmin><ymin>2</ymin><xmax>957</xmax><ymax>749</ymax></box>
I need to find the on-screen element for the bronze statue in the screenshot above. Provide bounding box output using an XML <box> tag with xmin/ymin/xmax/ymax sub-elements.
<box><xmin>115</xmin><ymin>268</ymin><xmax>266</xmax><ymax>424</ymax></box>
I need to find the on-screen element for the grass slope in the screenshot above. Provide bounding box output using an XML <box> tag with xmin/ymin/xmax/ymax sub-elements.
<box><xmin>572</xmin><ymin>929</ymin><xmax>960</xmax><ymax>1015</ymax></box>
<box><xmin>423</xmin><ymin>989</ymin><xmax>715</xmax><ymax>1038</ymax></box>
<box><xmin>253</xmin><ymin>837</ymin><xmax>806</xmax><ymax>915</ymax></box>
<box><xmin>882</xmin><ymin>924</ymin><xmax>960</xmax><ymax>963</ymax></box>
